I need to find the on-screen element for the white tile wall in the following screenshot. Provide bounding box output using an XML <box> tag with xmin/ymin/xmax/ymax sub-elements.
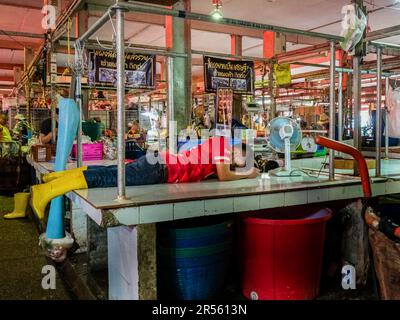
<box><xmin>260</xmin><ymin>193</ymin><xmax>284</xmax><ymax>209</ymax></box>
<box><xmin>371</xmin><ymin>182</ymin><xmax>386</xmax><ymax>196</ymax></box>
<box><xmin>284</xmin><ymin>190</ymin><xmax>308</xmax><ymax>206</ymax></box>
<box><xmin>233</xmin><ymin>195</ymin><xmax>260</xmax><ymax>212</ymax></box>
<box><xmin>205</xmin><ymin>198</ymin><xmax>234</xmax><ymax>216</ymax></box>
<box><xmin>174</xmin><ymin>201</ymin><xmax>205</xmax><ymax>220</ymax></box>
<box><xmin>308</xmin><ymin>188</ymin><xmax>329</xmax><ymax>204</ymax></box>
<box><xmin>386</xmin><ymin>180</ymin><xmax>400</xmax><ymax>194</ymax></box>
<box><xmin>139</xmin><ymin>204</ymin><xmax>173</xmax><ymax>224</ymax></box>
<box><xmin>113</xmin><ymin>207</ymin><xmax>140</xmax><ymax>226</ymax></box>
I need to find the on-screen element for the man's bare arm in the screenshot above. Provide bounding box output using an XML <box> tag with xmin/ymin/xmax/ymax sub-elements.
<box><xmin>216</xmin><ymin>163</ymin><xmax>260</xmax><ymax>182</ymax></box>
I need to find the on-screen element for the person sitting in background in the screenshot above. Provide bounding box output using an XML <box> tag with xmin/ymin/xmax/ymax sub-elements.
<box><xmin>31</xmin><ymin>136</ymin><xmax>260</xmax><ymax>219</ymax></box>
<box><xmin>0</xmin><ymin>114</ymin><xmax>12</xmax><ymax>142</ymax></box>
<box><xmin>39</xmin><ymin>108</ymin><xmax>58</xmax><ymax>144</ymax></box>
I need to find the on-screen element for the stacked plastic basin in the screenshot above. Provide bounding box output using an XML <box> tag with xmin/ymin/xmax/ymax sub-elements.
<box><xmin>240</xmin><ymin>207</ymin><xmax>332</xmax><ymax>300</ymax></box>
<box><xmin>157</xmin><ymin>218</ymin><xmax>233</xmax><ymax>300</ymax></box>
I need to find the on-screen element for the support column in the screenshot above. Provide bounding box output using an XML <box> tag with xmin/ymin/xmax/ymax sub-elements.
<box><xmin>329</xmin><ymin>41</ymin><xmax>336</xmax><ymax>181</ymax></box>
<box><xmin>50</xmin><ymin>50</ymin><xmax>57</xmax><ymax>144</ymax></box>
<box><xmin>376</xmin><ymin>47</ymin><xmax>382</xmax><ymax>177</ymax></box>
<box><xmin>116</xmin><ymin>7</ymin><xmax>126</xmax><ymax>200</ymax></box>
<box><xmin>107</xmin><ymin>224</ymin><xmax>157</xmax><ymax>300</ymax></box>
<box><xmin>75</xmin><ymin>8</ymin><xmax>89</xmax><ymax>120</ymax></box>
<box><xmin>263</xmin><ymin>31</ymin><xmax>285</xmax><ymax>119</ymax></box>
<box><xmin>230</xmin><ymin>34</ymin><xmax>242</xmax><ymax>56</ymax></box>
<box><xmin>231</xmin><ymin>35</ymin><xmax>243</xmax><ymax>122</ymax></box>
<box><xmin>165</xmin><ymin>0</ymin><xmax>191</xmax><ymax>133</ymax></box>
<box><xmin>24</xmin><ymin>47</ymin><xmax>34</xmax><ymax>124</ymax></box>
<box><xmin>75</xmin><ymin>7</ymin><xmax>89</xmax><ymax>38</ymax></box>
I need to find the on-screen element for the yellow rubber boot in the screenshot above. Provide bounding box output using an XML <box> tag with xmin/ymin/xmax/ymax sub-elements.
<box><xmin>43</xmin><ymin>166</ymin><xmax>88</xmax><ymax>183</ymax></box>
<box><xmin>4</xmin><ymin>192</ymin><xmax>30</xmax><ymax>219</ymax></box>
<box><xmin>31</xmin><ymin>171</ymin><xmax>88</xmax><ymax>220</ymax></box>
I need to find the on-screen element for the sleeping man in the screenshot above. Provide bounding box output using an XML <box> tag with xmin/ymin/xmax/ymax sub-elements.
<box><xmin>31</xmin><ymin>136</ymin><xmax>260</xmax><ymax>219</ymax></box>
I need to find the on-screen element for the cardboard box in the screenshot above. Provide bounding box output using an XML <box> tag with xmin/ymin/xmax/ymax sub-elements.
<box><xmin>31</xmin><ymin>144</ymin><xmax>52</xmax><ymax>162</ymax></box>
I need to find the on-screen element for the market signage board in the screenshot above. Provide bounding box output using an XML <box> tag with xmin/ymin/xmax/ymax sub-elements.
<box><xmin>203</xmin><ymin>56</ymin><xmax>254</xmax><ymax>94</ymax></box>
<box><xmin>88</xmin><ymin>49</ymin><xmax>156</xmax><ymax>89</ymax></box>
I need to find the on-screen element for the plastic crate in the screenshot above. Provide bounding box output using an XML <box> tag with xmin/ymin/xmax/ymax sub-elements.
<box><xmin>71</xmin><ymin>142</ymin><xmax>103</xmax><ymax>161</ymax></box>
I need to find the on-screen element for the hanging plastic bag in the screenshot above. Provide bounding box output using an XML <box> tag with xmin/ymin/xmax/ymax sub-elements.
<box><xmin>274</xmin><ymin>63</ymin><xmax>291</xmax><ymax>86</ymax></box>
<box><xmin>339</xmin><ymin>4</ymin><xmax>367</xmax><ymax>53</ymax></box>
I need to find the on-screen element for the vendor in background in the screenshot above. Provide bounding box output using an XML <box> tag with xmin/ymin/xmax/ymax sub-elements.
<box><xmin>317</xmin><ymin>111</ymin><xmax>329</xmax><ymax>132</ymax></box>
<box><xmin>39</xmin><ymin>108</ymin><xmax>58</xmax><ymax>144</ymax></box>
<box><xmin>126</xmin><ymin>120</ymin><xmax>141</xmax><ymax>139</ymax></box>
<box><xmin>0</xmin><ymin>114</ymin><xmax>12</xmax><ymax>142</ymax></box>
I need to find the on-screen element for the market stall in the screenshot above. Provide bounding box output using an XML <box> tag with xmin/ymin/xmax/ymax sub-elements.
<box><xmin>4</xmin><ymin>0</ymin><xmax>400</xmax><ymax>302</ymax></box>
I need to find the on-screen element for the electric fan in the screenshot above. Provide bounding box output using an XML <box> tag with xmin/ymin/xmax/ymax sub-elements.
<box><xmin>268</xmin><ymin>116</ymin><xmax>302</xmax><ymax>177</ymax></box>
<box><xmin>301</xmin><ymin>136</ymin><xmax>318</xmax><ymax>153</ymax></box>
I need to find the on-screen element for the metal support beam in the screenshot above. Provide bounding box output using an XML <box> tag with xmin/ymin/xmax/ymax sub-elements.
<box><xmin>329</xmin><ymin>41</ymin><xmax>335</xmax><ymax>181</ymax></box>
<box><xmin>353</xmin><ymin>56</ymin><xmax>362</xmax><ymax>173</ymax></box>
<box><xmin>114</xmin><ymin>2</ymin><xmax>342</xmax><ymax>42</ymax></box>
<box><xmin>376</xmin><ymin>47</ymin><xmax>382</xmax><ymax>177</ymax></box>
<box><xmin>385</xmin><ymin>77</ymin><xmax>389</xmax><ymax>159</ymax></box>
<box><xmin>116</xmin><ymin>7</ymin><xmax>126</xmax><ymax>200</ymax></box>
<box><xmin>338</xmin><ymin>71</ymin><xmax>343</xmax><ymax>142</ymax></box>
<box><xmin>0</xmin><ymin>29</ymin><xmax>44</xmax><ymax>39</ymax></box>
<box><xmin>77</xmin><ymin>8</ymin><xmax>114</xmax><ymax>44</ymax></box>
<box><xmin>167</xmin><ymin>56</ymin><xmax>174</xmax><ymax>142</ymax></box>
<box><xmin>366</xmin><ymin>25</ymin><xmax>400</xmax><ymax>42</ymax></box>
<box><xmin>75</xmin><ymin>71</ymin><xmax>83</xmax><ymax>167</ymax></box>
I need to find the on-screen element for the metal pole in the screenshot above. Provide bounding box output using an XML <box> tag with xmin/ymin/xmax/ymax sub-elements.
<box><xmin>376</xmin><ymin>47</ymin><xmax>382</xmax><ymax>177</ymax></box>
<box><xmin>338</xmin><ymin>71</ymin><xmax>343</xmax><ymax>142</ymax></box>
<box><xmin>77</xmin><ymin>8</ymin><xmax>113</xmax><ymax>43</ymax></box>
<box><xmin>353</xmin><ymin>56</ymin><xmax>362</xmax><ymax>156</ymax></box>
<box><xmin>50</xmin><ymin>83</ymin><xmax>56</xmax><ymax>144</ymax></box>
<box><xmin>329</xmin><ymin>41</ymin><xmax>336</xmax><ymax>180</ymax></box>
<box><xmin>385</xmin><ymin>77</ymin><xmax>389</xmax><ymax>159</ymax></box>
<box><xmin>116</xmin><ymin>7</ymin><xmax>126</xmax><ymax>200</ymax></box>
<box><xmin>75</xmin><ymin>73</ymin><xmax>83</xmax><ymax>167</ymax></box>
<box><xmin>167</xmin><ymin>56</ymin><xmax>175</xmax><ymax>153</ymax></box>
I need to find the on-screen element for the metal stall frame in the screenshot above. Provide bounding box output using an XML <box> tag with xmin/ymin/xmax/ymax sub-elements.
<box><xmin>376</xmin><ymin>46</ymin><xmax>382</xmax><ymax>177</ymax></box>
<box><xmin>78</xmin><ymin>0</ymin><xmax>392</xmax><ymax>199</ymax></box>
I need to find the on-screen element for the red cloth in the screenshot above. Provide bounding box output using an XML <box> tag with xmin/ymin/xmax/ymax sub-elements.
<box><xmin>161</xmin><ymin>136</ymin><xmax>232</xmax><ymax>183</ymax></box>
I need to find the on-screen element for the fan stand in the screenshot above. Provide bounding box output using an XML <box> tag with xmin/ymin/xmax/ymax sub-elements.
<box><xmin>269</xmin><ymin>137</ymin><xmax>302</xmax><ymax>177</ymax></box>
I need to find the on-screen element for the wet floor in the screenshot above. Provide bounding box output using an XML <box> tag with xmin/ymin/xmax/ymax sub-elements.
<box><xmin>0</xmin><ymin>195</ymin><xmax>71</xmax><ymax>300</ymax></box>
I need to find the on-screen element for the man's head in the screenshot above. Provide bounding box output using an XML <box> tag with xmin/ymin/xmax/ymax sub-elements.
<box><xmin>0</xmin><ymin>114</ymin><xmax>7</xmax><ymax>126</ymax></box>
<box><xmin>232</xmin><ymin>142</ymin><xmax>251</xmax><ymax>168</ymax></box>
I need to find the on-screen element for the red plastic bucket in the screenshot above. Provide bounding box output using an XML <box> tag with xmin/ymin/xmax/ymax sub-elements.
<box><xmin>240</xmin><ymin>207</ymin><xmax>332</xmax><ymax>300</ymax></box>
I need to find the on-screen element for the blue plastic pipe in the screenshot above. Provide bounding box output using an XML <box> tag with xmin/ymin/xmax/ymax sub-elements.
<box><xmin>45</xmin><ymin>98</ymin><xmax>79</xmax><ymax>239</ymax></box>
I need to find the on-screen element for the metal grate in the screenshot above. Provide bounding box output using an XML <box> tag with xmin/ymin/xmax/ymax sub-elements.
<box><xmin>7</xmin><ymin>107</ymin><xmax>51</xmax><ymax>134</ymax></box>
<box><xmin>88</xmin><ymin>109</ymin><xmax>139</xmax><ymax>132</ymax></box>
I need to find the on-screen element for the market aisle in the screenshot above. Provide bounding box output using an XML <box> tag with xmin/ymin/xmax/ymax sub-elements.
<box><xmin>0</xmin><ymin>195</ymin><xmax>71</xmax><ymax>300</ymax></box>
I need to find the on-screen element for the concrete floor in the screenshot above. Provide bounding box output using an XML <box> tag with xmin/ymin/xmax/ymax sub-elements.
<box><xmin>0</xmin><ymin>195</ymin><xmax>71</xmax><ymax>300</ymax></box>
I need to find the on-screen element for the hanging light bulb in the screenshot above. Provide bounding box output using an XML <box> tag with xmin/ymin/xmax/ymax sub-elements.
<box><xmin>211</xmin><ymin>0</ymin><xmax>223</xmax><ymax>20</ymax></box>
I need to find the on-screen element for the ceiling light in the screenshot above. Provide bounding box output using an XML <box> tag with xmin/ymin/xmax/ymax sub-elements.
<box><xmin>211</xmin><ymin>0</ymin><xmax>223</xmax><ymax>20</ymax></box>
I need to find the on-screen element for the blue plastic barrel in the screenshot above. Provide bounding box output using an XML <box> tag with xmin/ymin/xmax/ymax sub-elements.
<box><xmin>157</xmin><ymin>219</ymin><xmax>233</xmax><ymax>300</ymax></box>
